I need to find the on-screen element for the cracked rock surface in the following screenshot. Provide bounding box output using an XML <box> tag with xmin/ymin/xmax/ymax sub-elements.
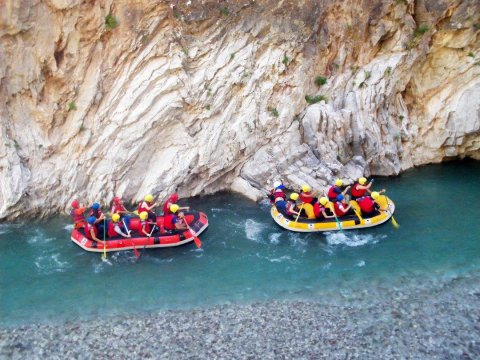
<box><xmin>1</xmin><ymin>0</ymin><xmax>479</xmax><ymax>219</ymax></box>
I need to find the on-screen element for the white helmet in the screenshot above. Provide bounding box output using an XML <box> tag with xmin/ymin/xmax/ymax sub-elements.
<box><xmin>273</xmin><ymin>181</ymin><xmax>282</xmax><ymax>189</ymax></box>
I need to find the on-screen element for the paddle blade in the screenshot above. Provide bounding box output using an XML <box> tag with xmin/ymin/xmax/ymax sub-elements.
<box><xmin>391</xmin><ymin>216</ymin><xmax>400</xmax><ymax>229</ymax></box>
<box><xmin>133</xmin><ymin>245</ymin><xmax>139</xmax><ymax>258</ymax></box>
<box><xmin>193</xmin><ymin>235</ymin><xmax>202</xmax><ymax>248</ymax></box>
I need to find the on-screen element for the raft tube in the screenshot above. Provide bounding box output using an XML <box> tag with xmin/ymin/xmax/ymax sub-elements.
<box><xmin>271</xmin><ymin>197</ymin><xmax>395</xmax><ymax>232</ymax></box>
<box><xmin>71</xmin><ymin>211</ymin><xmax>208</xmax><ymax>253</ymax></box>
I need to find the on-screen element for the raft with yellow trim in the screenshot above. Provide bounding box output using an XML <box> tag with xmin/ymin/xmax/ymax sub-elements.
<box><xmin>270</xmin><ymin>197</ymin><xmax>395</xmax><ymax>232</ymax></box>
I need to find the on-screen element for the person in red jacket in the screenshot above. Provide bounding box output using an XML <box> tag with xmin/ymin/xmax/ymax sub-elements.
<box><xmin>328</xmin><ymin>179</ymin><xmax>351</xmax><ymax>202</ymax></box>
<box><xmin>107</xmin><ymin>214</ymin><xmax>131</xmax><ymax>238</ymax></box>
<box><xmin>269</xmin><ymin>181</ymin><xmax>286</xmax><ymax>204</ymax></box>
<box><xmin>163</xmin><ymin>205</ymin><xmax>188</xmax><ymax>231</ymax></box>
<box><xmin>163</xmin><ymin>193</ymin><xmax>189</xmax><ymax>215</ymax></box>
<box><xmin>350</xmin><ymin>177</ymin><xmax>374</xmax><ymax>200</ymax></box>
<box><xmin>111</xmin><ymin>196</ymin><xmax>131</xmax><ymax>230</ymax></box>
<box><xmin>70</xmin><ymin>200</ymin><xmax>87</xmax><ymax>229</ymax></box>
<box><xmin>333</xmin><ymin>194</ymin><xmax>352</xmax><ymax>217</ymax></box>
<box><xmin>313</xmin><ymin>197</ymin><xmax>335</xmax><ymax>219</ymax></box>
<box><xmin>85</xmin><ymin>216</ymin><xmax>105</xmax><ymax>245</ymax></box>
<box><xmin>357</xmin><ymin>195</ymin><xmax>380</xmax><ymax>215</ymax></box>
<box><xmin>299</xmin><ymin>184</ymin><xmax>315</xmax><ymax>204</ymax></box>
<box><xmin>139</xmin><ymin>211</ymin><xmax>157</xmax><ymax>237</ymax></box>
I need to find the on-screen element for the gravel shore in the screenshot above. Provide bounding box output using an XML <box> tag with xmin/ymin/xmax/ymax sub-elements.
<box><xmin>1</xmin><ymin>276</ymin><xmax>480</xmax><ymax>359</ymax></box>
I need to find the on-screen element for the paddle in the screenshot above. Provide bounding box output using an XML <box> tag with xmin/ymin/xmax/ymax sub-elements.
<box><xmin>294</xmin><ymin>204</ymin><xmax>304</xmax><ymax>223</ymax></box>
<box><xmin>148</xmin><ymin>224</ymin><xmax>158</xmax><ymax>237</ymax></box>
<box><xmin>122</xmin><ymin>219</ymin><xmax>139</xmax><ymax>258</ymax></box>
<box><xmin>102</xmin><ymin>218</ymin><xmax>107</xmax><ymax>261</ymax></box>
<box><xmin>391</xmin><ymin>216</ymin><xmax>400</xmax><ymax>229</ymax></box>
<box><xmin>329</xmin><ymin>203</ymin><xmax>343</xmax><ymax>231</ymax></box>
<box><xmin>185</xmin><ymin>223</ymin><xmax>201</xmax><ymax>248</ymax></box>
<box><xmin>349</xmin><ymin>200</ymin><xmax>363</xmax><ymax>222</ymax></box>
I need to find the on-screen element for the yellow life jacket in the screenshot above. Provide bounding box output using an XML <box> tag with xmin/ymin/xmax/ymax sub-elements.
<box><xmin>375</xmin><ymin>195</ymin><xmax>388</xmax><ymax>210</ymax></box>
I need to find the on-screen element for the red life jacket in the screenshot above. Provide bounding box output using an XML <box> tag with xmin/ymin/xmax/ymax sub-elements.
<box><xmin>351</xmin><ymin>183</ymin><xmax>366</xmax><ymax>198</ymax></box>
<box><xmin>286</xmin><ymin>200</ymin><xmax>296</xmax><ymax>215</ymax></box>
<box><xmin>107</xmin><ymin>221</ymin><xmax>119</xmax><ymax>237</ymax></box>
<box><xmin>358</xmin><ymin>196</ymin><xmax>375</xmax><ymax>213</ymax></box>
<box><xmin>299</xmin><ymin>192</ymin><xmax>313</xmax><ymax>203</ymax></box>
<box><xmin>328</xmin><ymin>186</ymin><xmax>340</xmax><ymax>200</ymax></box>
<box><xmin>273</xmin><ymin>190</ymin><xmax>286</xmax><ymax>200</ymax></box>
<box><xmin>163</xmin><ymin>214</ymin><xmax>176</xmax><ymax>230</ymax></box>
<box><xmin>313</xmin><ymin>203</ymin><xmax>326</xmax><ymax>218</ymax></box>
<box><xmin>334</xmin><ymin>202</ymin><xmax>349</xmax><ymax>216</ymax></box>
<box><xmin>141</xmin><ymin>220</ymin><xmax>151</xmax><ymax>235</ymax></box>
<box><xmin>85</xmin><ymin>223</ymin><xmax>98</xmax><ymax>240</ymax></box>
<box><xmin>111</xmin><ymin>203</ymin><xmax>126</xmax><ymax>215</ymax></box>
<box><xmin>89</xmin><ymin>209</ymin><xmax>103</xmax><ymax>219</ymax></box>
<box><xmin>163</xmin><ymin>194</ymin><xmax>179</xmax><ymax>215</ymax></box>
<box><xmin>138</xmin><ymin>201</ymin><xmax>151</xmax><ymax>214</ymax></box>
<box><xmin>71</xmin><ymin>208</ymin><xmax>85</xmax><ymax>228</ymax></box>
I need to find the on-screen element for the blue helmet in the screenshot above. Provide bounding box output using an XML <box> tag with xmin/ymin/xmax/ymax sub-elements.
<box><xmin>336</xmin><ymin>194</ymin><xmax>344</xmax><ymax>202</ymax></box>
<box><xmin>87</xmin><ymin>216</ymin><xmax>96</xmax><ymax>224</ymax></box>
<box><xmin>92</xmin><ymin>203</ymin><xmax>100</xmax><ymax>210</ymax></box>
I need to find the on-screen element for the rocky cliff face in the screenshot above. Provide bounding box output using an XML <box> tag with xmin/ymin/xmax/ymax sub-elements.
<box><xmin>1</xmin><ymin>0</ymin><xmax>479</xmax><ymax>219</ymax></box>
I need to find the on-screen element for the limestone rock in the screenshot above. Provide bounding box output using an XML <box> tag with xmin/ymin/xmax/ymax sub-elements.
<box><xmin>0</xmin><ymin>0</ymin><xmax>479</xmax><ymax>219</ymax></box>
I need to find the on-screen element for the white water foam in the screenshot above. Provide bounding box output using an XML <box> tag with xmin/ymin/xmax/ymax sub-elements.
<box><xmin>64</xmin><ymin>224</ymin><xmax>74</xmax><ymax>232</ymax></box>
<box><xmin>244</xmin><ymin>219</ymin><xmax>265</xmax><ymax>242</ymax></box>
<box><xmin>269</xmin><ymin>233</ymin><xmax>281</xmax><ymax>245</ymax></box>
<box><xmin>356</xmin><ymin>260</ymin><xmax>366</xmax><ymax>267</ymax></box>
<box><xmin>268</xmin><ymin>255</ymin><xmax>293</xmax><ymax>263</ymax></box>
<box><xmin>35</xmin><ymin>252</ymin><xmax>71</xmax><ymax>275</ymax></box>
<box><xmin>27</xmin><ymin>229</ymin><xmax>44</xmax><ymax>244</ymax></box>
<box><xmin>325</xmin><ymin>232</ymin><xmax>385</xmax><ymax>247</ymax></box>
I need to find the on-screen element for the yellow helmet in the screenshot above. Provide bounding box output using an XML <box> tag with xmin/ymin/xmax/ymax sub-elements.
<box><xmin>144</xmin><ymin>194</ymin><xmax>154</xmax><ymax>202</ymax></box>
<box><xmin>319</xmin><ymin>197</ymin><xmax>328</xmax><ymax>206</ymax></box>
<box><xmin>334</xmin><ymin>179</ymin><xmax>343</xmax><ymax>187</ymax></box>
<box><xmin>170</xmin><ymin>204</ymin><xmax>179</xmax><ymax>213</ymax></box>
<box><xmin>371</xmin><ymin>191</ymin><xmax>380</xmax><ymax>199</ymax></box>
<box><xmin>112</xmin><ymin>213</ymin><xmax>120</xmax><ymax>222</ymax></box>
<box><xmin>139</xmin><ymin>211</ymin><xmax>148</xmax><ymax>220</ymax></box>
<box><xmin>290</xmin><ymin>193</ymin><xmax>299</xmax><ymax>201</ymax></box>
<box><xmin>301</xmin><ymin>184</ymin><xmax>311</xmax><ymax>193</ymax></box>
<box><xmin>359</xmin><ymin>177</ymin><xmax>367</xmax><ymax>185</ymax></box>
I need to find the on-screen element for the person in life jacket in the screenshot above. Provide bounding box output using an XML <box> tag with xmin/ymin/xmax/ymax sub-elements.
<box><xmin>269</xmin><ymin>181</ymin><xmax>286</xmax><ymax>204</ymax></box>
<box><xmin>285</xmin><ymin>193</ymin><xmax>300</xmax><ymax>217</ymax></box>
<box><xmin>70</xmin><ymin>200</ymin><xmax>87</xmax><ymax>229</ymax></box>
<box><xmin>89</xmin><ymin>202</ymin><xmax>106</xmax><ymax>235</ymax></box>
<box><xmin>163</xmin><ymin>204</ymin><xmax>188</xmax><ymax>231</ymax></box>
<box><xmin>357</xmin><ymin>195</ymin><xmax>380</xmax><ymax>215</ymax></box>
<box><xmin>85</xmin><ymin>216</ymin><xmax>105</xmax><ymax>244</ymax></box>
<box><xmin>371</xmin><ymin>191</ymin><xmax>388</xmax><ymax>210</ymax></box>
<box><xmin>328</xmin><ymin>179</ymin><xmax>351</xmax><ymax>202</ymax></box>
<box><xmin>138</xmin><ymin>194</ymin><xmax>158</xmax><ymax>222</ymax></box>
<box><xmin>299</xmin><ymin>184</ymin><xmax>315</xmax><ymax>204</ymax></box>
<box><xmin>139</xmin><ymin>211</ymin><xmax>157</xmax><ymax>237</ymax></box>
<box><xmin>313</xmin><ymin>197</ymin><xmax>335</xmax><ymax>219</ymax></box>
<box><xmin>163</xmin><ymin>193</ymin><xmax>189</xmax><ymax>215</ymax></box>
<box><xmin>333</xmin><ymin>194</ymin><xmax>352</xmax><ymax>217</ymax></box>
<box><xmin>350</xmin><ymin>177</ymin><xmax>374</xmax><ymax>200</ymax></box>
<box><xmin>111</xmin><ymin>196</ymin><xmax>131</xmax><ymax>230</ymax></box>
<box><xmin>107</xmin><ymin>213</ymin><xmax>131</xmax><ymax>238</ymax></box>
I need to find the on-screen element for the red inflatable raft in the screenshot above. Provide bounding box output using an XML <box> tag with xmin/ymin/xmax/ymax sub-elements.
<box><xmin>71</xmin><ymin>211</ymin><xmax>208</xmax><ymax>253</ymax></box>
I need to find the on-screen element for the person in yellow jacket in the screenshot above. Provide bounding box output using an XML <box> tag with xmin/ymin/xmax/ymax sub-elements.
<box><xmin>371</xmin><ymin>191</ymin><xmax>388</xmax><ymax>210</ymax></box>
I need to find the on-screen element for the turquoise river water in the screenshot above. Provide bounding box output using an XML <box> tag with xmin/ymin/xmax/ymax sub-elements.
<box><xmin>1</xmin><ymin>161</ymin><xmax>479</xmax><ymax>327</ymax></box>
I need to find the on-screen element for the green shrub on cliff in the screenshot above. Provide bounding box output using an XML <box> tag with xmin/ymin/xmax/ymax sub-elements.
<box><xmin>314</xmin><ymin>76</ymin><xmax>327</xmax><ymax>86</ymax></box>
<box><xmin>305</xmin><ymin>95</ymin><xmax>328</xmax><ymax>105</ymax></box>
<box><xmin>105</xmin><ymin>15</ymin><xmax>118</xmax><ymax>30</ymax></box>
<box><xmin>268</xmin><ymin>107</ymin><xmax>279</xmax><ymax>117</ymax></box>
<box><xmin>67</xmin><ymin>101</ymin><xmax>77</xmax><ymax>111</ymax></box>
<box><xmin>414</xmin><ymin>24</ymin><xmax>429</xmax><ymax>37</ymax></box>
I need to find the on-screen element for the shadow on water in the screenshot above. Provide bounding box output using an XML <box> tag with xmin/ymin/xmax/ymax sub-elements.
<box><xmin>1</xmin><ymin>160</ymin><xmax>480</xmax><ymax>326</ymax></box>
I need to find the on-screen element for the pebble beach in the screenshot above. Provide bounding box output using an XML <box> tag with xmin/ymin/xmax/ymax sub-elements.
<box><xmin>2</xmin><ymin>274</ymin><xmax>479</xmax><ymax>359</ymax></box>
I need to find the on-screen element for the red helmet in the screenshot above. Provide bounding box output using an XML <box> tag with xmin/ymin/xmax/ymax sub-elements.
<box><xmin>71</xmin><ymin>200</ymin><xmax>79</xmax><ymax>209</ymax></box>
<box><xmin>170</xmin><ymin>193</ymin><xmax>179</xmax><ymax>202</ymax></box>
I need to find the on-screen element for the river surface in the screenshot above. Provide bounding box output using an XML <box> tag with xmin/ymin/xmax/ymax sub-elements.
<box><xmin>1</xmin><ymin>161</ymin><xmax>479</xmax><ymax>327</ymax></box>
